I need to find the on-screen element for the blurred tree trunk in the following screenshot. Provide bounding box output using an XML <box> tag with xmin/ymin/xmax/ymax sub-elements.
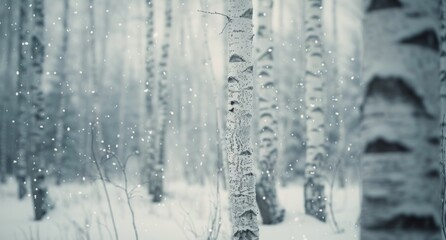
<box><xmin>330</xmin><ymin>0</ymin><xmax>346</xmax><ymax>189</ymax></box>
<box><xmin>254</xmin><ymin>0</ymin><xmax>285</xmax><ymax>225</ymax></box>
<box><xmin>360</xmin><ymin>0</ymin><xmax>441</xmax><ymax>239</ymax></box>
<box><xmin>118</xmin><ymin>17</ymin><xmax>129</xmax><ymax>164</ymax></box>
<box><xmin>226</xmin><ymin>1</ymin><xmax>259</xmax><ymax>239</ymax></box>
<box><xmin>152</xmin><ymin>0</ymin><xmax>172</xmax><ymax>203</ymax></box>
<box><xmin>30</xmin><ymin>0</ymin><xmax>52</xmax><ymax>221</ymax></box>
<box><xmin>303</xmin><ymin>0</ymin><xmax>326</xmax><ymax>222</ymax></box>
<box><xmin>442</xmin><ymin>0</ymin><xmax>446</xmax><ymax>124</ymax></box>
<box><xmin>0</xmin><ymin>0</ymin><xmax>14</xmax><ymax>184</ymax></box>
<box><xmin>54</xmin><ymin>0</ymin><xmax>70</xmax><ymax>186</ymax></box>
<box><xmin>16</xmin><ymin>0</ymin><xmax>32</xmax><ymax>199</ymax></box>
<box><xmin>88</xmin><ymin>0</ymin><xmax>104</xmax><ymax>156</ymax></box>
<box><xmin>200</xmin><ymin>0</ymin><xmax>227</xmax><ymax>188</ymax></box>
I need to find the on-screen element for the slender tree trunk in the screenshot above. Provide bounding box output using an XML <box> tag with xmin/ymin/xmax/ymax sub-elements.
<box><xmin>0</xmin><ymin>0</ymin><xmax>14</xmax><ymax>184</ymax></box>
<box><xmin>360</xmin><ymin>0</ymin><xmax>441</xmax><ymax>239</ymax></box>
<box><xmin>442</xmin><ymin>0</ymin><xmax>446</xmax><ymax>124</ymax></box>
<box><xmin>152</xmin><ymin>0</ymin><xmax>172</xmax><ymax>203</ymax></box>
<box><xmin>254</xmin><ymin>0</ymin><xmax>285</xmax><ymax>225</ymax></box>
<box><xmin>16</xmin><ymin>0</ymin><xmax>32</xmax><ymax>200</ymax></box>
<box><xmin>200</xmin><ymin>0</ymin><xmax>226</xmax><ymax>189</ymax></box>
<box><xmin>226</xmin><ymin>1</ymin><xmax>259</xmax><ymax>239</ymax></box>
<box><xmin>88</xmin><ymin>0</ymin><xmax>104</xmax><ymax>155</ymax></box>
<box><xmin>30</xmin><ymin>0</ymin><xmax>52</xmax><ymax>221</ymax></box>
<box><xmin>118</xmin><ymin>17</ymin><xmax>129</xmax><ymax>164</ymax></box>
<box><xmin>54</xmin><ymin>0</ymin><xmax>70</xmax><ymax>186</ymax></box>
<box><xmin>303</xmin><ymin>0</ymin><xmax>326</xmax><ymax>222</ymax></box>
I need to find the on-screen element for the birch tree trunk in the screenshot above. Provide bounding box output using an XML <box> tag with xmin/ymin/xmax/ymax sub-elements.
<box><xmin>88</xmin><ymin>0</ymin><xmax>104</xmax><ymax>156</ymax></box>
<box><xmin>360</xmin><ymin>0</ymin><xmax>441</xmax><ymax>239</ymax></box>
<box><xmin>152</xmin><ymin>0</ymin><xmax>172</xmax><ymax>203</ymax></box>
<box><xmin>30</xmin><ymin>0</ymin><xmax>52</xmax><ymax>221</ymax></box>
<box><xmin>254</xmin><ymin>0</ymin><xmax>285</xmax><ymax>225</ymax></box>
<box><xmin>54</xmin><ymin>0</ymin><xmax>70</xmax><ymax>186</ymax></box>
<box><xmin>304</xmin><ymin>0</ymin><xmax>326</xmax><ymax>222</ymax></box>
<box><xmin>226</xmin><ymin>1</ymin><xmax>259</xmax><ymax>238</ymax></box>
<box><xmin>16</xmin><ymin>0</ymin><xmax>32</xmax><ymax>200</ymax></box>
<box><xmin>441</xmin><ymin>0</ymin><xmax>446</xmax><ymax>124</ymax></box>
<box><xmin>0</xmin><ymin>0</ymin><xmax>14</xmax><ymax>184</ymax></box>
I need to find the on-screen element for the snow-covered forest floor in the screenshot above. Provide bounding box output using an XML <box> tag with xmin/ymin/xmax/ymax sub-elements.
<box><xmin>0</xmin><ymin>179</ymin><xmax>360</xmax><ymax>240</ymax></box>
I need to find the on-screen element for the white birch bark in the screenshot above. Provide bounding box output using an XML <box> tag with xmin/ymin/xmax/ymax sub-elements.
<box><xmin>360</xmin><ymin>0</ymin><xmax>441</xmax><ymax>239</ymax></box>
<box><xmin>226</xmin><ymin>1</ymin><xmax>259</xmax><ymax>238</ymax></box>
<box><xmin>153</xmin><ymin>0</ymin><xmax>172</xmax><ymax>202</ymax></box>
<box><xmin>16</xmin><ymin>0</ymin><xmax>32</xmax><ymax>199</ymax></box>
<box><xmin>30</xmin><ymin>0</ymin><xmax>52</xmax><ymax>220</ymax></box>
<box><xmin>254</xmin><ymin>0</ymin><xmax>285</xmax><ymax>225</ymax></box>
<box><xmin>304</xmin><ymin>0</ymin><xmax>326</xmax><ymax>222</ymax></box>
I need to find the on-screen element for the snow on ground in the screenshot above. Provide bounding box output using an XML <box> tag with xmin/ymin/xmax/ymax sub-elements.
<box><xmin>0</xmin><ymin>178</ymin><xmax>360</xmax><ymax>240</ymax></box>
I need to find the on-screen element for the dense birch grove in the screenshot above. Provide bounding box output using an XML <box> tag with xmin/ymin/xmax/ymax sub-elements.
<box><xmin>0</xmin><ymin>0</ymin><xmax>444</xmax><ymax>239</ymax></box>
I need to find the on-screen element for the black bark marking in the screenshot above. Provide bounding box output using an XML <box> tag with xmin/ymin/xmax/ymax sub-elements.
<box><xmin>260</xmin><ymin>112</ymin><xmax>272</xmax><ymax>119</ymax></box>
<box><xmin>365</xmin><ymin>138</ymin><xmax>410</xmax><ymax>153</ymax></box>
<box><xmin>262</xmin><ymin>82</ymin><xmax>273</xmax><ymax>88</ymax></box>
<box><xmin>230</xmin><ymin>54</ymin><xmax>246</xmax><ymax>63</ymax></box>
<box><xmin>427</xmin><ymin>137</ymin><xmax>439</xmax><ymax>146</ymax></box>
<box><xmin>364</xmin><ymin>215</ymin><xmax>440</xmax><ymax>231</ymax></box>
<box><xmin>400</xmin><ymin>29</ymin><xmax>439</xmax><ymax>52</ymax></box>
<box><xmin>257</xmin><ymin>25</ymin><xmax>266</xmax><ymax>37</ymax></box>
<box><xmin>312</xmin><ymin>107</ymin><xmax>323</xmax><ymax>113</ymax></box>
<box><xmin>258</xmin><ymin>49</ymin><xmax>273</xmax><ymax>61</ymax></box>
<box><xmin>366</xmin><ymin>0</ymin><xmax>402</xmax><ymax>13</ymax></box>
<box><xmin>242</xmin><ymin>66</ymin><xmax>253</xmax><ymax>73</ymax></box>
<box><xmin>261</xmin><ymin>126</ymin><xmax>274</xmax><ymax>133</ymax></box>
<box><xmin>228</xmin><ymin>76</ymin><xmax>239</xmax><ymax>83</ymax></box>
<box><xmin>240</xmin><ymin>8</ymin><xmax>253</xmax><ymax>19</ymax></box>
<box><xmin>363</xmin><ymin>77</ymin><xmax>425</xmax><ymax>113</ymax></box>
<box><xmin>240</xmin><ymin>150</ymin><xmax>252</xmax><ymax>156</ymax></box>
<box><xmin>425</xmin><ymin>168</ymin><xmax>440</xmax><ymax>178</ymax></box>
<box><xmin>230</xmin><ymin>100</ymin><xmax>239</xmax><ymax>106</ymax></box>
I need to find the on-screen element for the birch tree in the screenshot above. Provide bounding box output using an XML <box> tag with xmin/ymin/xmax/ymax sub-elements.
<box><xmin>254</xmin><ymin>0</ymin><xmax>285</xmax><ymax>225</ymax></box>
<box><xmin>88</xmin><ymin>0</ymin><xmax>105</xmax><ymax>155</ymax></box>
<box><xmin>0</xmin><ymin>0</ymin><xmax>14</xmax><ymax>184</ymax></box>
<box><xmin>16</xmin><ymin>0</ymin><xmax>32</xmax><ymax>199</ymax></box>
<box><xmin>152</xmin><ymin>0</ymin><xmax>172</xmax><ymax>203</ymax></box>
<box><xmin>303</xmin><ymin>0</ymin><xmax>326</xmax><ymax>222</ymax></box>
<box><xmin>54</xmin><ymin>0</ymin><xmax>70</xmax><ymax>185</ymax></box>
<box><xmin>360</xmin><ymin>0</ymin><xmax>441</xmax><ymax>239</ymax></box>
<box><xmin>30</xmin><ymin>0</ymin><xmax>52</xmax><ymax>220</ymax></box>
<box><xmin>226</xmin><ymin>0</ymin><xmax>259</xmax><ymax>238</ymax></box>
<box><xmin>441</xmin><ymin>0</ymin><xmax>446</xmax><ymax>124</ymax></box>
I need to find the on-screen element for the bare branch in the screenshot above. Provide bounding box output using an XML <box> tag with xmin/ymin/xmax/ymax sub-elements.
<box><xmin>197</xmin><ymin>10</ymin><xmax>232</xmax><ymax>35</ymax></box>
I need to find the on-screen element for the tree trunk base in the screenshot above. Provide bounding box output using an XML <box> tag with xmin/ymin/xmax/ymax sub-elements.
<box><xmin>256</xmin><ymin>183</ymin><xmax>285</xmax><ymax>224</ymax></box>
<box><xmin>304</xmin><ymin>179</ymin><xmax>326</xmax><ymax>222</ymax></box>
<box><xmin>17</xmin><ymin>175</ymin><xmax>27</xmax><ymax>199</ymax></box>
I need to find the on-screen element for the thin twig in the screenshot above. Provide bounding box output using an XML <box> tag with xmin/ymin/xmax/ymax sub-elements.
<box><xmin>197</xmin><ymin>10</ymin><xmax>231</xmax><ymax>35</ymax></box>
<box><xmin>328</xmin><ymin>156</ymin><xmax>344</xmax><ymax>234</ymax></box>
<box><xmin>90</xmin><ymin>126</ymin><xmax>119</xmax><ymax>240</ymax></box>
